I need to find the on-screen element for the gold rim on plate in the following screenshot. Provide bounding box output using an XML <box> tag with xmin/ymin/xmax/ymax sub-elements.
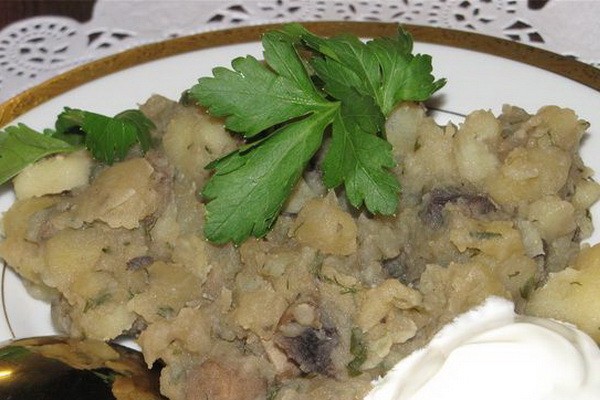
<box><xmin>0</xmin><ymin>21</ymin><xmax>599</xmax><ymax>127</ymax></box>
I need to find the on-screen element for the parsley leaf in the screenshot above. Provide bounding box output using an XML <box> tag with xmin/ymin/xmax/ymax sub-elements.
<box><xmin>306</xmin><ymin>58</ymin><xmax>399</xmax><ymax>213</ymax></box>
<box><xmin>370</xmin><ymin>37</ymin><xmax>446</xmax><ymax>113</ymax></box>
<box><xmin>190</xmin><ymin>23</ymin><xmax>446</xmax><ymax>244</ymax></box>
<box><xmin>283</xmin><ymin>23</ymin><xmax>445</xmax><ymax>213</ymax></box>
<box><xmin>57</xmin><ymin>108</ymin><xmax>154</xmax><ymax>164</ymax></box>
<box><xmin>190</xmin><ymin>31</ymin><xmax>328</xmax><ymax>137</ymax></box>
<box><xmin>285</xmin><ymin>23</ymin><xmax>446</xmax><ymax>115</ymax></box>
<box><xmin>324</xmin><ymin>94</ymin><xmax>399</xmax><ymax>215</ymax></box>
<box><xmin>113</xmin><ymin>109</ymin><xmax>155</xmax><ymax>151</ymax></box>
<box><xmin>202</xmin><ymin>109</ymin><xmax>335</xmax><ymax>244</ymax></box>
<box><xmin>52</xmin><ymin>107</ymin><xmax>87</xmax><ymax>145</ymax></box>
<box><xmin>0</xmin><ymin>124</ymin><xmax>78</xmax><ymax>185</ymax></box>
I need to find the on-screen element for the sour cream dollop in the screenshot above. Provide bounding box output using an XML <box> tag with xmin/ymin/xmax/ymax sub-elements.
<box><xmin>364</xmin><ymin>297</ymin><xmax>600</xmax><ymax>400</ymax></box>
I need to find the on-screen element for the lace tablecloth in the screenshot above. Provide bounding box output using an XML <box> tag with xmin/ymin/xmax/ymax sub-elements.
<box><xmin>1</xmin><ymin>0</ymin><xmax>598</xmax><ymax>103</ymax></box>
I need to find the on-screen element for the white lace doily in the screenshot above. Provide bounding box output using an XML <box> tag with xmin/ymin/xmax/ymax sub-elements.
<box><xmin>1</xmin><ymin>0</ymin><xmax>598</xmax><ymax>103</ymax></box>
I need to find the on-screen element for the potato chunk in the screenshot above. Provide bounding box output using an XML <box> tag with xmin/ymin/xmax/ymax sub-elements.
<box><xmin>385</xmin><ymin>102</ymin><xmax>425</xmax><ymax>161</ymax></box>
<box><xmin>13</xmin><ymin>150</ymin><xmax>93</xmax><ymax>200</ymax></box>
<box><xmin>535</xmin><ymin>106</ymin><xmax>583</xmax><ymax>151</ymax></box>
<box><xmin>356</xmin><ymin>279</ymin><xmax>421</xmax><ymax>332</ymax></box>
<box><xmin>527</xmin><ymin>195</ymin><xmax>576</xmax><ymax>240</ymax></box>
<box><xmin>43</xmin><ymin>224</ymin><xmax>148</xmax><ymax>340</ymax></box>
<box><xmin>0</xmin><ymin>196</ymin><xmax>59</xmax><ymax>284</ymax></box>
<box><xmin>162</xmin><ymin>107</ymin><xmax>237</xmax><ymax>185</ymax></box>
<box><xmin>127</xmin><ymin>261</ymin><xmax>205</xmax><ymax>323</ymax></box>
<box><xmin>71</xmin><ymin>157</ymin><xmax>158</xmax><ymax>229</ymax></box>
<box><xmin>527</xmin><ymin>243</ymin><xmax>600</xmax><ymax>342</ymax></box>
<box><xmin>291</xmin><ymin>193</ymin><xmax>357</xmax><ymax>255</ymax></box>
<box><xmin>454</xmin><ymin>110</ymin><xmax>500</xmax><ymax>184</ymax></box>
<box><xmin>486</xmin><ymin>146</ymin><xmax>571</xmax><ymax>205</ymax></box>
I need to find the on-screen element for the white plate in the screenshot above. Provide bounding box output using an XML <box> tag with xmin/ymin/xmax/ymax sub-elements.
<box><xmin>0</xmin><ymin>24</ymin><xmax>599</xmax><ymax>341</ymax></box>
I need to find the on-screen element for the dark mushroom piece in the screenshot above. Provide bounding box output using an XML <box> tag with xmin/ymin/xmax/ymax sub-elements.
<box><xmin>275</xmin><ymin>326</ymin><xmax>339</xmax><ymax>376</ymax></box>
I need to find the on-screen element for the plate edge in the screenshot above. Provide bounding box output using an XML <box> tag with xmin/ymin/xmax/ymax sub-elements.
<box><xmin>0</xmin><ymin>21</ymin><xmax>598</xmax><ymax>127</ymax></box>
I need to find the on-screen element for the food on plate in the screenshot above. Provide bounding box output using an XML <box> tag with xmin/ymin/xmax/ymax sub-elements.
<box><xmin>526</xmin><ymin>243</ymin><xmax>600</xmax><ymax>342</ymax></box>
<box><xmin>2</xmin><ymin>96</ymin><xmax>598</xmax><ymax>399</ymax></box>
<box><xmin>0</xmin><ymin>24</ymin><xmax>599</xmax><ymax>400</ymax></box>
<box><xmin>364</xmin><ymin>296</ymin><xmax>600</xmax><ymax>400</ymax></box>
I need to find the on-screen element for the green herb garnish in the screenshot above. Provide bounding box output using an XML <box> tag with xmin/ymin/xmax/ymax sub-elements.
<box><xmin>347</xmin><ymin>327</ymin><xmax>367</xmax><ymax>376</ymax></box>
<box><xmin>190</xmin><ymin>23</ymin><xmax>445</xmax><ymax>244</ymax></box>
<box><xmin>83</xmin><ymin>292</ymin><xmax>112</xmax><ymax>313</ymax></box>
<box><xmin>0</xmin><ymin>108</ymin><xmax>154</xmax><ymax>185</ymax></box>
<box><xmin>56</xmin><ymin>108</ymin><xmax>154</xmax><ymax>164</ymax></box>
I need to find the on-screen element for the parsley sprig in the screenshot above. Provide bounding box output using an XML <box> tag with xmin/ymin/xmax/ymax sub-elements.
<box><xmin>0</xmin><ymin>108</ymin><xmax>154</xmax><ymax>185</ymax></box>
<box><xmin>190</xmin><ymin>24</ymin><xmax>446</xmax><ymax>244</ymax></box>
<box><xmin>56</xmin><ymin>108</ymin><xmax>154</xmax><ymax>164</ymax></box>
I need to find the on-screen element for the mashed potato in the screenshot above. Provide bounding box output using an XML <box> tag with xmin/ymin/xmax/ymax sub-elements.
<box><xmin>0</xmin><ymin>96</ymin><xmax>598</xmax><ymax>400</ymax></box>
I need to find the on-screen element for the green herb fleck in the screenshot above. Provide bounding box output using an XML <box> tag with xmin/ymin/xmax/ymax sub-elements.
<box><xmin>83</xmin><ymin>292</ymin><xmax>112</xmax><ymax>313</ymax></box>
<box><xmin>266</xmin><ymin>385</ymin><xmax>281</xmax><ymax>400</ymax></box>
<box><xmin>91</xmin><ymin>368</ymin><xmax>118</xmax><ymax>384</ymax></box>
<box><xmin>470</xmin><ymin>231</ymin><xmax>503</xmax><ymax>240</ymax></box>
<box><xmin>157</xmin><ymin>306</ymin><xmax>175</xmax><ymax>319</ymax></box>
<box><xmin>519</xmin><ymin>277</ymin><xmax>536</xmax><ymax>299</ymax></box>
<box><xmin>347</xmin><ymin>328</ymin><xmax>367</xmax><ymax>376</ymax></box>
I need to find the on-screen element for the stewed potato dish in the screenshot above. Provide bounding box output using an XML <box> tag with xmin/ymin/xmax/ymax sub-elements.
<box><xmin>1</xmin><ymin>95</ymin><xmax>599</xmax><ymax>399</ymax></box>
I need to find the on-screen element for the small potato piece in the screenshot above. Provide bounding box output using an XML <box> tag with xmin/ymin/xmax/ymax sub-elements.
<box><xmin>356</xmin><ymin>279</ymin><xmax>421</xmax><ymax>332</ymax></box>
<box><xmin>172</xmin><ymin>234</ymin><xmax>212</xmax><ymax>282</ymax></box>
<box><xmin>454</xmin><ymin>110</ymin><xmax>500</xmax><ymax>184</ymax></box>
<box><xmin>138</xmin><ymin>307</ymin><xmax>213</xmax><ymax>366</ymax></box>
<box><xmin>535</xmin><ymin>106</ymin><xmax>583</xmax><ymax>152</ymax></box>
<box><xmin>233</xmin><ymin>288</ymin><xmax>288</xmax><ymax>339</ymax></box>
<box><xmin>127</xmin><ymin>261</ymin><xmax>204</xmax><ymax>323</ymax></box>
<box><xmin>73</xmin><ymin>157</ymin><xmax>158</xmax><ymax>229</ymax></box>
<box><xmin>185</xmin><ymin>359</ymin><xmax>267</xmax><ymax>400</ymax></box>
<box><xmin>163</xmin><ymin>108</ymin><xmax>237</xmax><ymax>184</ymax></box>
<box><xmin>486</xmin><ymin>146</ymin><xmax>570</xmax><ymax>205</ymax></box>
<box><xmin>74</xmin><ymin>300</ymin><xmax>138</xmax><ymax>341</ymax></box>
<box><xmin>43</xmin><ymin>227</ymin><xmax>105</xmax><ymax>293</ymax></box>
<box><xmin>527</xmin><ymin>195</ymin><xmax>576</xmax><ymax>240</ymax></box>
<box><xmin>402</xmin><ymin>120</ymin><xmax>458</xmax><ymax>193</ymax></box>
<box><xmin>527</xmin><ymin>243</ymin><xmax>600</xmax><ymax>342</ymax></box>
<box><xmin>13</xmin><ymin>150</ymin><xmax>93</xmax><ymax>200</ymax></box>
<box><xmin>420</xmin><ymin>262</ymin><xmax>510</xmax><ymax>318</ymax></box>
<box><xmin>449</xmin><ymin>217</ymin><xmax>524</xmax><ymax>262</ymax></box>
<box><xmin>385</xmin><ymin>102</ymin><xmax>425</xmax><ymax>160</ymax></box>
<box><xmin>0</xmin><ymin>196</ymin><xmax>59</xmax><ymax>284</ymax></box>
<box><xmin>291</xmin><ymin>193</ymin><xmax>357</xmax><ymax>256</ymax></box>
<box><xmin>284</xmin><ymin>178</ymin><xmax>318</xmax><ymax>214</ymax></box>
<box><xmin>516</xmin><ymin>220</ymin><xmax>544</xmax><ymax>259</ymax></box>
<box><xmin>572</xmin><ymin>179</ymin><xmax>600</xmax><ymax>211</ymax></box>
<box><xmin>363</xmin><ymin>312</ymin><xmax>417</xmax><ymax>369</ymax></box>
